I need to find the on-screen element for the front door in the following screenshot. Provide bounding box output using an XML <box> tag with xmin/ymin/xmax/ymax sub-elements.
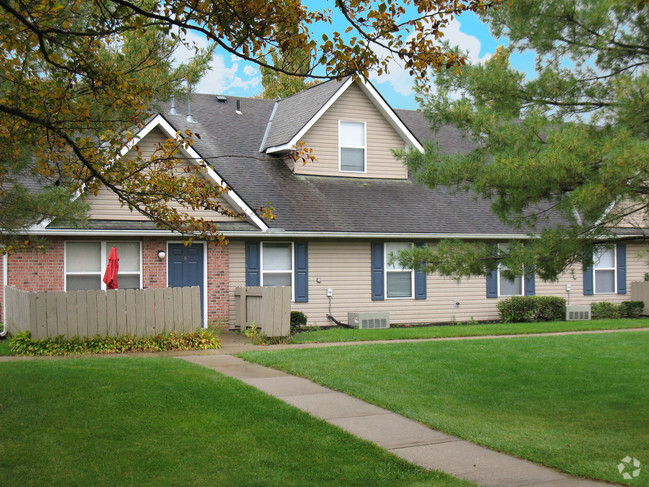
<box><xmin>168</xmin><ymin>243</ymin><xmax>204</xmax><ymax>321</ymax></box>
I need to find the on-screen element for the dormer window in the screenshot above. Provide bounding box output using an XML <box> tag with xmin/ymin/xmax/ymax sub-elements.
<box><xmin>339</xmin><ymin>121</ymin><xmax>366</xmax><ymax>172</ymax></box>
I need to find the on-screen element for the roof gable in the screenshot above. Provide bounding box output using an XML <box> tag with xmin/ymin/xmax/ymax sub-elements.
<box><xmin>132</xmin><ymin>114</ymin><xmax>269</xmax><ymax>232</ymax></box>
<box><xmin>261</xmin><ymin>77</ymin><xmax>423</xmax><ymax>154</ymax></box>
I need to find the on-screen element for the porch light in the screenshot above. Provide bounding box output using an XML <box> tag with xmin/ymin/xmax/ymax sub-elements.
<box><xmin>157</xmin><ymin>250</ymin><xmax>166</xmax><ymax>260</ymax></box>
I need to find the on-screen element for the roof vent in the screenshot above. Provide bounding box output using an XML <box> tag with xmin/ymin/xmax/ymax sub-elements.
<box><xmin>236</xmin><ymin>99</ymin><xmax>242</xmax><ymax>115</ymax></box>
<box><xmin>169</xmin><ymin>95</ymin><xmax>178</xmax><ymax>115</ymax></box>
<box><xmin>186</xmin><ymin>98</ymin><xmax>195</xmax><ymax>123</ymax></box>
<box><xmin>216</xmin><ymin>95</ymin><xmax>227</xmax><ymax>102</ymax></box>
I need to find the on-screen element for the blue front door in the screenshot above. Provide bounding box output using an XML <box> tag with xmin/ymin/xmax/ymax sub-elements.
<box><xmin>168</xmin><ymin>243</ymin><xmax>204</xmax><ymax>321</ymax></box>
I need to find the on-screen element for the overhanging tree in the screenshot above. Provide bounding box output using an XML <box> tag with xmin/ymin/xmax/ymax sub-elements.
<box><xmin>258</xmin><ymin>47</ymin><xmax>319</xmax><ymax>100</ymax></box>
<box><xmin>401</xmin><ymin>0</ymin><xmax>649</xmax><ymax>281</ymax></box>
<box><xmin>0</xmin><ymin>0</ymin><xmax>501</xmax><ymax>248</ymax></box>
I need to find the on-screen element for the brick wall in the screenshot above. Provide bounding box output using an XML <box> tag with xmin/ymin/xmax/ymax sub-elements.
<box><xmin>142</xmin><ymin>237</ymin><xmax>168</xmax><ymax>289</ymax></box>
<box><xmin>7</xmin><ymin>238</ymin><xmax>65</xmax><ymax>292</ymax></box>
<box><xmin>2</xmin><ymin>238</ymin><xmax>65</xmax><ymax>320</ymax></box>
<box><xmin>207</xmin><ymin>241</ymin><xmax>229</xmax><ymax>324</ymax></box>
<box><xmin>2</xmin><ymin>236</ymin><xmax>231</xmax><ymax>325</ymax></box>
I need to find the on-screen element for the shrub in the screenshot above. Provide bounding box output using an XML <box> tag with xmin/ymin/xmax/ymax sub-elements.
<box><xmin>497</xmin><ymin>296</ymin><xmax>566</xmax><ymax>323</ymax></box>
<box><xmin>590</xmin><ymin>301</ymin><xmax>623</xmax><ymax>320</ymax></box>
<box><xmin>290</xmin><ymin>311</ymin><xmax>308</xmax><ymax>332</ymax></box>
<box><xmin>619</xmin><ymin>301</ymin><xmax>645</xmax><ymax>318</ymax></box>
<box><xmin>8</xmin><ymin>329</ymin><xmax>221</xmax><ymax>356</ymax></box>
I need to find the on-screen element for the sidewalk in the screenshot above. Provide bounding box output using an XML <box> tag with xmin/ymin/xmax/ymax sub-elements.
<box><xmin>179</xmin><ymin>349</ymin><xmax>613</xmax><ymax>487</ymax></box>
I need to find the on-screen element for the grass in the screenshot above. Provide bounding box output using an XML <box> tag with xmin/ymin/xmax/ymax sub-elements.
<box><xmin>290</xmin><ymin>318</ymin><xmax>649</xmax><ymax>343</ymax></box>
<box><xmin>0</xmin><ymin>357</ymin><xmax>475</xmax><ymax>487</ymax></box>
<box><xmin>0</xmin><ymin>338</ymin><xmax>10</xmax><ymax>356</ymax></box>
<box><xmin>242</xmin><ymin>331</ymin><xmax>649</xmax><ymax>486</ymax></box>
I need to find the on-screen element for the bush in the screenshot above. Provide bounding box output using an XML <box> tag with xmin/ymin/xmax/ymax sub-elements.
<box><xmin>290</xmin><ymin>311</ymin><xmax>308</xmax><ymax>332</ymax></box>
<box><xmin>8</xmin><ymin>329</ymin><xmax>221</xmax><ymax>356</ymax></box>
<box><xmin>497</xmin><ymin>296</ymin><xmax>566</xmax><ymax>323</ymax></box>
<box><xmin>620</xmin><ymin>301</ymin><xmax>645</xmax><ymax>318</ymax></box>
<box><xmin>590</xmin><ymin>301</ymin><xmax>622</xmax><ymax>319</ymax></box>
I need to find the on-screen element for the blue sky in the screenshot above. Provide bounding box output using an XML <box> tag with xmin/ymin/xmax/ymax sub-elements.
<box><xmin>175</xmin><ymin>10</ymin><xmax>536</xmax><ymax>111</ymax></box>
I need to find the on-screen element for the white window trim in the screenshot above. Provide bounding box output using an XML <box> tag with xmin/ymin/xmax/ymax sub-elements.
<box><xmin>497</xmin><ymin>243</ymin><xmax>523</xmax><ymax>297</ymax></box>
<box><xmin>260</xmin><ymin>242</ymin><xmax>295</xmax><ymax>302</ymax></box>
<box><xmin>64</xmin><ymin>240</ymin><xmax>142</xmax><ymax>291</ymax></box>
<box><xmin>497</xmin><ymin>268</ymin><xmax>524</xmax><ymax>297</ymax></box>
<box><xmin>594</xmin><ymin>246</ymin><xmax>617</xmax><ymax>295</ymax></box>
<box><xmin>338</xmin><ymin>120</ymin><xmax>367</xmax><ymax>173</ymax></box>
<box><xmin>384</xmin><ymin>242</ymin><xmax>414</xmax><ymax>299</ymax></box>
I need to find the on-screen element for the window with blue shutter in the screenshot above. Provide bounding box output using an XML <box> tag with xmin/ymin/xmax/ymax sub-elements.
<box><xmin>371</xmin><ymin>242</ymin><xmax>385</xmax><ymax>300</ymax></box>
<box><xmin>584</xmin><ymin>244</ymin><xmax>625</xmax><ymax>295</ymax></box>
<box><xmin>524</xmin><ymin>266</ymin><xmax>536</xmax><ymax>296</ymax></box>
<box><xmin>486</xmin><ymin>268</ymin><xmax>498</xmax><ymax>298</ymax></box>
<box><xmin>294</xmin><ymin>242</ymin><xmax>308</xmax><ymax>302</ymax></box>
<box><xmin>246</xmin><ymin>241</ymin><xmax>309</xmax><ymax>301</ymax></box>
<box><xmin>617</xmin><ymin>243</ymin><xmax>626</xmax><ymax>294</ymax></box>
<box><xmin>414</xmin><ymin>242</ymin><xmax>427</xmax><ymax>300</ymax></box>
<box><xmin>583</xmin><ymin>248</ymin><xmax>594</xmax><ymax>295</ymax></box>
<box><xmin>245</xmin><ymin>241</ymin><xmax>260</xmax><ymax>286</ymax></box>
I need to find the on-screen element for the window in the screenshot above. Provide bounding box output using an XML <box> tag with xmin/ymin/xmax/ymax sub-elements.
<box><xmin>261</xmin><ymin>242</ymin><xmax>293</xmax><ymax>288</ymax></box>
<box><xmin>499</xmin><ymin>269</ymin><xmax>523</xmax><ymax>296</ymax></box>
<box><xmin>246</xmin><ymin>241</ymin><xmax>308</xmax><ymax>303</ymax></box>
<box><xmin>594</xmin><ymin>246</ymin><xmax>616</xmax><ymax>294</ymax></box>
<box><xmin>385</xmin><ymin>242</ymin><xmax>413</xmax><ymax>298</ymax></box>
<box><xmin>497</xmin><ymin>243</ymin><xmax>523</xmax><ymax>297</ymax></box>
<box><xmin>339</xmin><ymin>121</ymin><xmax>366</xmax><ymax>172</ymax></box>
<box><xmin>65</xmin><ymin>241</ymin><xmax>141</xmax><ymax>291</ymax></box>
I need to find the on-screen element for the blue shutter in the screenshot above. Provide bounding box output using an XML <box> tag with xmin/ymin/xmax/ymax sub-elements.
<box><xmin>245</xmin><ymin>241</ymin><xmax>260</xmax><ymax>286</ymax></box>
<box><xmin>583</xmin><ymin>248</ymin><xmax>594</xmax><ymax>296</ymax></box>
<box><xmin>294</xmin><ymin>242</ymin><xmax>308</xmax><ymax>302</ymax></box>
<box><xmin>617</xmin><ymin>243</ymin><xmax>626</xmax><ymax>294</ymax></box>
<box><xmin>486</xmin><ymin>268</ymin><xmax>498</xmax><ymax>298</ymax></box>
<box><xmin>414</xmin><ymin>242</ymin><xmax>427</xmax><ymax>300</ymax></box>
<box><xmin>371</xmin><ymin>242</ymin><xmax>385</xmax><ymax>301</ymax></box>
<box><xmin>524</xmin><ymin>266</ymin><xmax>536</xmax><ymax>296</ymax></box>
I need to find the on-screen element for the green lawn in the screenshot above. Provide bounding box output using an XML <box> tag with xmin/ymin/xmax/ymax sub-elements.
<box><xmin>290</xmin><ymin>318</ymin><xmax>649</xmax><ymax>343</ymax></box>
<box><xmin>0</xmin><ymin>338</ymin><xmax>10</xmax><ymax>356</ymax></box>
<box><xmin>242</xmin><ymin>331</ymin><xmax>649</xmax><ymax>486</ymax></box>
<box><xmin>0</xmin><ymin>357</ymin><xmax>474</xmax><ymax>487</ymax></box>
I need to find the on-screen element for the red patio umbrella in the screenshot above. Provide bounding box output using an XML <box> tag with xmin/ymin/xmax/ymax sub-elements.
<box><xmin>103</xmin><ymin>246</ymin><xmax>119</xmax><ymax>290</ymax></box>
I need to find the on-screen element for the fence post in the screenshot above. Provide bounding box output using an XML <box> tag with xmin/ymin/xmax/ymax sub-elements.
<box><xmin>631</xmin><ymin>282</ymin><xmax>649</xmax><ymax>315</ymax></box>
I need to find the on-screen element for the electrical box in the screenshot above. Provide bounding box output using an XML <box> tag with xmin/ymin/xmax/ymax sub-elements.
<box><xmin>326</xmin><ymin>288</ymin><xmax>333</xmax><ymax>297</ymax></box>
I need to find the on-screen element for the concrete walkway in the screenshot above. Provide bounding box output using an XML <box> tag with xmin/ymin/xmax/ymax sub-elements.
<box><xmin>178</xmin><ymin>351</ymin><xmax>613</xmax><ymax>487</ymax></box>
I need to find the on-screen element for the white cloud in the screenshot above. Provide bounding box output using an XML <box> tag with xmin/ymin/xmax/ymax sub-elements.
<box><xmin>370</xmin><ymin>18</ymin><xmax>491</xmax><ymax>96</ymax></box>
<box><xmin>243</xmin><ymin>65</ymin><xmax>258</xmax><ymax>77</ymax></box>
<box><xmin>172</xmin><ymin>31</ymin><xmax>260</xmax><ymax>94</ymax></box>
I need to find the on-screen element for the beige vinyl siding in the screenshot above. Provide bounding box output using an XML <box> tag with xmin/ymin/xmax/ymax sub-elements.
<box><xmin>610</xmin><ymin>199</ymin><xmax>648</xmax><ymax>229</ymax></box>
<box><xmin>229</xmin><ymin>240</ymin><xmax>500</xmax><ymax>326</ymax></box>
<box><xmin>85</xmin><ymin>128</ymin><xmax>239</xmax><ymax>222</ymax></box>
<box><xmin>229</xmin><ymin>240</ymin><xmax>649</xmax><ymax>327</ymax></box>
<box><xmin>293</xmin><ymin>83</ymin><xmax>408</xmax><ymax>179</ymax></box>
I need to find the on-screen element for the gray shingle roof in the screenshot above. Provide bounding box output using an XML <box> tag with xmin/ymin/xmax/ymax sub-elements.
<box><xmin>158</xmin><ymin>82</ymin><xmax>564</xmax><ymax>236</ymax></box>
<box><xmin>260</xmin><ymin>78</ymin><xmax>348</xmax><ymax>151</ymax></box>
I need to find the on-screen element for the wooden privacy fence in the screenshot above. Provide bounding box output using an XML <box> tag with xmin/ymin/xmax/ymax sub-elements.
<box><xmin>234</xmin><ymin>286</ymin><xmax>290</xmax><ymax>337</ymax></box>
<box><xmin>631</xmin><ymin>282</ymin><xmax>649</xmax><ymax>315</ymax></box>
<box><xmin>4</xmin><ymin>286</ymin><xmax>202</xmax><ymax>339</ymax></box>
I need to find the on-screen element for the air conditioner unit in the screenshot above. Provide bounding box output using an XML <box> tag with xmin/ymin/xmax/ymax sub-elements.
<box><xmin>566</xmin><ymin>305</ymin><xmax>591</xmax><ymax>321</ymax></box>
<box><xmin>347</xmin><ymin>312</ymin><xmax>390</xmax><ymax>329</ymax></box>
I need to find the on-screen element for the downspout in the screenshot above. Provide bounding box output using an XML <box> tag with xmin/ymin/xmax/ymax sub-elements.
<box><xmin>1</xmin><ymin>252</ymin><xmax>7</xmax><ymax>338</ymax></box>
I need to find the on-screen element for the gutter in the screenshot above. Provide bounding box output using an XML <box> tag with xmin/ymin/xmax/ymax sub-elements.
<box><xmin>22</xmin><ymin>228</ymin><xmax>536</xmax><ymax>240</ymax></box>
